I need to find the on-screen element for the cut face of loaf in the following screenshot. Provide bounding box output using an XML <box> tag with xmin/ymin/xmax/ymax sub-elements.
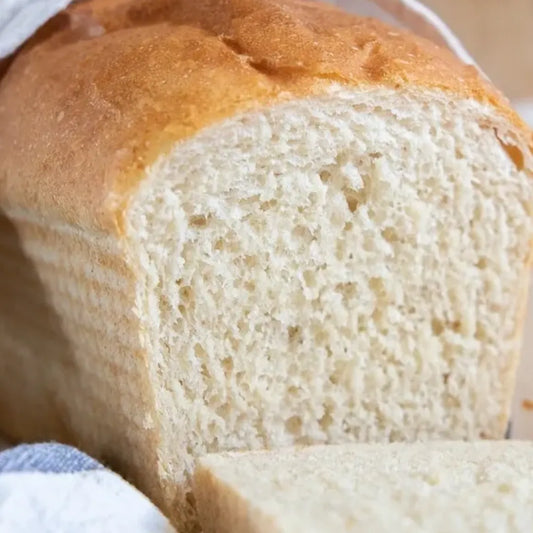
<box><xmin>193</xmin><ymin>441</ymin><xmax>533</xmax><ymax>533</ymax></box>
<box><xmin>127</xmin><ymin>87</ymin><xmax>533</xmax><ymax>524</ymax></box>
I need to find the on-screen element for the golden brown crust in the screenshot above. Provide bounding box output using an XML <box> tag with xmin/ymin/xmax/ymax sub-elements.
<box><xmin>0</xmin><ymin>0</ymin><xmax>530</xmax><ymax>232</ymax></box>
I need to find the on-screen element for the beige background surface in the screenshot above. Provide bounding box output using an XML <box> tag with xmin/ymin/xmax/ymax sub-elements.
<box><xmin>424</xmin><ymin>0</ymin><xmax>533</xmax><ymax>100</ymax></box>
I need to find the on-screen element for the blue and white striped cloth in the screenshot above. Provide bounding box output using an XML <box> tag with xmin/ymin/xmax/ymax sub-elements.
<box><xmin>0</xmin><ymin>443</ymin><xmax>174</xmax><ymax>533</ymax></box>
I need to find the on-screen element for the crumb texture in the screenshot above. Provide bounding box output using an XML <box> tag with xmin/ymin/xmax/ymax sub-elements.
<box><xmin>194</xmin><ymin>441</ymin><xmax>533</xmax><ymax>533</ymax></box>
<box><xmin>128</xmin><ymin>88</ymin><xmax>533</xmax><ymax>526</ymax></box>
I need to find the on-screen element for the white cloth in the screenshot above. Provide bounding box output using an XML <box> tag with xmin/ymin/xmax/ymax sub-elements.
<box><xmin>0</xmin><ymin>0</ymin><xmax>73</xmax><ymax>57</ymax></box>
<box><xmin>515</xmin><ymin>99</ymin><xmax>533</xmax><ymax>127</ymax></box>
<box><xmin>0</xmin><ymin>443</ymin><xmax>175</xmax><ymax>533</ymax></box>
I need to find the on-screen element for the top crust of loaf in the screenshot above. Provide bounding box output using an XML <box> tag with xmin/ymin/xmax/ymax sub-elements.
<box><xmin>0</xmin><ymin>0</ymin><xmax>530</xmax><ymax>231</ymax></box>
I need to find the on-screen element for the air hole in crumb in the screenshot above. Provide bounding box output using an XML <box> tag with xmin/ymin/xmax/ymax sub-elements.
<box><xmin>319</xmin><ymin>410</ymin><xmax>333</xmax><ymax>431</ymax></box>
<box><xmin>285</xmin><ymin>415</ymin><xmax>302</xmax><ymax>435</ymax></box>
<box><xmin>369</xmin><ymin>277</ymin><xmax>384</xmax><ymax>294</ymax></box>
<box><xmin>494</xmin><ymin>131</ymin><xmax>525</xmax><ymax>171</ymax></box>
<box><xmin>214</xmin><ymin>238</ymin><xmax>224</xmax><ymax>251</ymax></box>
<box><xmin>260</xmin><ymin>199</ymin><xmax>278</xmax><ymax>211</ymax></box>
<box><xmin>179</xmin><ymin>286</ymin><xmax>193</xmax><ymax>303</ymax></box>
<box><xmin>239</xmin><ymin>194</ymin><xmax>260</xmax><ymax>206</ymax></box>
<box><xmin>160</xmin><ymin>296</ymin><xmax>171</xmax><ymax>317</ymax></box>
<box><xmin>389</xmin><ymin>430</ymin><xmax>404</xmax><ymax>442</ymax></box>
<box><xmin>381</xmin><ymin>227</ymin><xmax>398</xmax><ymax>243</ymax></box>
<box><xmin>369</xmin><ymin>151</ymin><xmax>382</xmax><ymax>159</ymax></box>
<box><xmin>336</xmin><ymin>282</ymin><xmax>356</xmax><ymax>299</ymax></box>
<box><xmin>476</xmin><ymin>257</ymin><xmax>488</xmax><ymax>270</ymax></box>
<box><xmin>292</xmin><ymin>225</ymin><xmax>314</xmax><ymax>243</ymax></box>
<box><xmin>215</xmin><ymin>403</ymin><xmax>231</xmax><ymax>418</ymax></box>
<box><xmin>344</xmin><ymin>221</ymin><xmax>353</xmax><ymax>231</ymax></box>
<box><xmin>288</xmin><ymin>326</ymin><xmax>301</xmax><ymax>342</ymax></box>
<box><xmin>451</xmin><ymin>321</ymin><xmax>461</xmax><ymax>333</ymax></box>
<box><xmin>498</xmin><ymin>483</ymin><xmax>512</xmax><ymax>494</ymax></box>
<box><xmin>303</xmin><ymin>270</ymin><xmax>316</xmax><ymax>288</ymax></box>
<box><xmin>194</xmin><ymin>343</ymin><xmax>207</xmax><ymax>359</ymax></box>
<box><xmin>313</xmin><ymin>327</ymin><xmax>328</xmax><ymax>345</ymax></box>
<box><xmin>243</xmin><ymin>255</ymin><xmax>257</xmax><ymax>268</ymax></box>
<box><xmin>201</xmin><ymin>363</ymin><xmax>209</xmax><ymax>378</ymax></box>
<box><xmin>424</xmin><ymin>473</ymin><xmax>440</xmax><ymax>486</ymax></box>
<box><xmin>288</xmin><ymin>385</ymin><xmax>299</xmax><ymax>397</ymax></box>
<box><xmin>335</xmin><ymin>240</ymin><xmax>346</xmax><ymax>261</ymax></box>
<box><xmin>330</xmin><ymin>361</ymin><xmax>346</xmax><ymax>384</ymax></box>
<box><xmin>229</xmin><ymin>335</ymin><xmax>240</xmax><ymax>350</ymax></box>
<box><xmin>221</xmin><ymin>357</ymin><xmax>233</xmax><ymax>374</ymax></box>
<box><xmin>296</xmin><ymin>436</ymin><xmax>314</xmax><ymax>445</ymax></box>
<box><xmin>319</xmin><ymin>169</ymin><xmax>331</xmax><ymax>183</ymax></box>
<box><xmin>309</xmin><ymin>192</ymin><xmax>318</xmax><ymax>204</ymax></box>
<box><xmin>343</xmin><ymin>187</ymin><xmax>362</xmax><ymax>212</ymax></box>
<box><xmin>189</xmin><ymin>214</ymin><xmax>209</xmax><ymax>227</ymax></box>
<box><xmin>244</xmin><ymin>280</ymin><xmax>255</xmax><ymax>292</ymax></box>
<box><xmin>372</xmin><ymin>307</ymin><xmax>383</xmax><ymax>324</ymax></box>
<box><xmin>431</xmin><ymin>319</ymin><xmax>444</xmax><ymax>336</ymax></box>
<box><xmin>443</xmin><ymin>372</ymin><xmax>450</xmax><ymax>385</ymax></box>
<box><xmin>475</xmin><ymin>323</ymin><xmax>488</xmax><ymax>342</ymax></box>
<box><xmin>178</xmin><ymin>304</ymin><xmax>186</xmax><ymax>316</ymax></box>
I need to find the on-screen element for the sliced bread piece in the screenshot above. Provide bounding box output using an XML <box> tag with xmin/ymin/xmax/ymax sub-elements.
<box><xmin>194</xmin><ymin>441</ymin><xmax>533</xmax><ymax>533</ymax></box>
<box><xmin>0</xmin><ymin>0</ymin><xmax>532</xmax><ymax>530</ymax></box>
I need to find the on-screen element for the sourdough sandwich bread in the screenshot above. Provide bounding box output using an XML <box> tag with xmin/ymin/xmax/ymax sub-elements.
<box><xmin>0</xmin><ymin>0</ymin><xmax>532</xmax><ymax>529</ymax></box>
<box><xmin>194</xmin><ymin>441</ymin><xmax>533</xmax><ymax>533</ymax></box>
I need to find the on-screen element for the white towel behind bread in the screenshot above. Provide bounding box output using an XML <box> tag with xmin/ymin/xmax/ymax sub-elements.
<box><xmin>0</xmin><ymin>0</ymin><xmax>73</xmax><ymax>58</ymax></box>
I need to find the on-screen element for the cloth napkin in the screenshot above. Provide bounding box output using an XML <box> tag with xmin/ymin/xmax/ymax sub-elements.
<box><xmin>0</xmin><ymin>443</ymin><xmax>174</xmax><ymax>533</ymax></box>
<box><xmin>0</xmin><ymin>0</ymin><xmax>72</xmax><ymax>57</ymax></box>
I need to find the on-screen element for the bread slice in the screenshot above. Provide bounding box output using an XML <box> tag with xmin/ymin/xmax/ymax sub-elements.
<box><xmin>0</xmin><ymin>0</ymin><xmax>532</xmax><ymax>530</ymax></box>
<box><xmin>194</xmin><ymin>441</ymin><xmax>533</xmax><ymax>533</ymax></box>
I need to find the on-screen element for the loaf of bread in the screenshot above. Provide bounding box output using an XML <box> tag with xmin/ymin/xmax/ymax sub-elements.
<box><xmin>0</xmin><ymin>0</ymin><xmax>532</xmax><ymax>530</ymax></box>
<box><xmin>194</xmin><ymin>441</ymin><xmax>533</xmax><ymax>532</ymax></box>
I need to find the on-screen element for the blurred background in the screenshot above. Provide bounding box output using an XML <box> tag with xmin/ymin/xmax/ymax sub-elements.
<box><xmin>424</xmin><ymin>0</ymin><xmax>533</xmax><ymax>104</ymax></box>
